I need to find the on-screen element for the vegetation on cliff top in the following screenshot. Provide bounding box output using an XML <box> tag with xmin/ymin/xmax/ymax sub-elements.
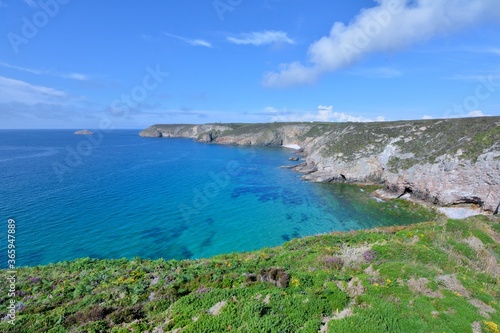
<box><xmin>1</xmin><ymin>213</ymin><xmax>498</xmax><ymax>332</ymax></box>
<box><xmin>148</xmin><ymin>117</ymin><xmax>500</xmax><ymax>169</ymax></box>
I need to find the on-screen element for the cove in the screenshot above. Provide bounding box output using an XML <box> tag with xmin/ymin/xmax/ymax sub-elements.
<box><xmin>0</xmin><ymin>130</ymin><xmax>435</xmax><ymax>268</ymax></box>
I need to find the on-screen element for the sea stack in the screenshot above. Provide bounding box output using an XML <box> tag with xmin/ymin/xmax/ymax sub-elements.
<box><xmin>74</xmin><ymin>130</ymin><xmax>94</xmax><ymax>135</ymax></box>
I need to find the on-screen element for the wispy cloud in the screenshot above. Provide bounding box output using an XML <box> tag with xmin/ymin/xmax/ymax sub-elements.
<box><xmin>0</xmin><ymin>76</ymin><xmax>68</xmax><ymax>105</ymax></box>
<box><xmin>61</xmin><ymin>73</ymin><xmax>90</xmax><ymax>81</ymax></box>
<box><xmin>446</xmin><ymin>71</ymin><xmax>500</xmax><ymax>82</ymax></box>
<box><xmin>466</xmin><ymin>110</ymin><xmax>491</xmax><ymax>117</ymax></box>
<box><xmin>263</xmin><ymin>0</ymin><xmax>500</xmax><ymax>88</ymax></box>
<box><xmin>245</xmin><ymin>106</ymin><xmax>294</xmax><ymax>117</ymax></box>
<box><xmin>424</xmin><ymin>110</ymin><xmax>492</xmax><ymax>119</ymax></box>
<box><xmin>163</xmin><ymin>32</ymin><xmax>212</xmax><ymax>48</ymax></box>
<box><xmin>350</xmin><ymin>66</ymin><xmax>402</xmax><ymax>79</ymax></box>
<box><xmin>459</xmin><ymin>47</ymin><xmax>500</xmax><ymax>55</ymax></box>
<box><xmin>0</xmin><ymin>61</ymin><xmax>90</xmax><ymax>81</ymax></box>
<box><xmin>269</xmin><ymin>105</ymin><xmax>385</xmax><ymax>122</ymax></box>
<box><xmin>0</xmin><ymin>62</ymin><xmax>43</xmax><ymax>75</ymax></box>
<box><xmin>484</xmin><ymin>48</ymin><xmax>500</xmax><ymax>55</ymax></box>
<box><xmin>227</xmin><ymin>30</ymin><xmax>295</xmax><ymax>46</ymax></box>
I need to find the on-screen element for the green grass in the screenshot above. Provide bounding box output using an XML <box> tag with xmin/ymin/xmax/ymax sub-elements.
<box><xmin>1</xmin><ymin>215</ymin><xmax>499</xmax><ymax>332</ymax></box>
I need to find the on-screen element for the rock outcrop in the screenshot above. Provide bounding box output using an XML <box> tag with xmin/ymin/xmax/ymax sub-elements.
<box><xmin>74</xmin><ymin>130</ymin><xmax>94</xmax><ymax>135</ymax></box>
<box><xmin>139</xmin><ymin>117</ymin><xmax>500</xmax><ymax>213</ymax></box>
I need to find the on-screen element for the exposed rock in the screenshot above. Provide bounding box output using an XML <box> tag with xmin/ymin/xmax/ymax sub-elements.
<box><xmin>139</xmin><ymin>127</ymin><xmax>162</xmax><ymax>138</ymax></box>
<box><xmin>74</xmin><ymin>129</ymin><xmax>94</xmax><ymax>135</ymax></box>
<box><xmin>320</xmin><ymin>308</ymin><xmax>353</xmax><ymax>333</ymax></box>
<box><xmin>469</xmin><ymin>299</ymin><xmax>496</xmax><ymax>319</ymax></box>
<box><xmin>289</xmin><ymin>156</ymin><xmax>300</xmax><ymax>161</ymax></box>
<box><xmin>471</xmin><ymin>321</ymin><xmax>482</xmax><ymax>333</ymax></box>
<box><xmin>407</xmin><ymin>277</ymin><xmax>442</xmax><ymax>298</ymax></box>
<box><xmin>435</xmin><ymin>274</ymin><xmax>471</xmax><ymax>298</ymax></box>
<box><xmin>208</xmin><ymin>301</ymin><xmax>226</xmax><ymax>316</ymax></box>
<box><xmin>438</xmin><ymin>207</ymin><xmax>482</xmax><ymax>219</ymax></box>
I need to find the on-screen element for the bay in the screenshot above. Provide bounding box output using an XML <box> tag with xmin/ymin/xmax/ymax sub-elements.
<box><xmin>0</xmin><ymin>130</ymin><xmax>431</xmax><ymax>268</ymax></box>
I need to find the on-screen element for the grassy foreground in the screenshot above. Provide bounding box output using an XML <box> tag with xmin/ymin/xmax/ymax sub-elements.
<box><xmin>1</xmin><ymin>215</ymin><xmax>499</xmax><ymax>332</ymax></box>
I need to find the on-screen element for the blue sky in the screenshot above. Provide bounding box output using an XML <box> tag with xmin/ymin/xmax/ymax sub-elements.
<box><xmin>0</xmin><ymin>0</ymin><xmax>499</xmax><ymax>129</ymax></box>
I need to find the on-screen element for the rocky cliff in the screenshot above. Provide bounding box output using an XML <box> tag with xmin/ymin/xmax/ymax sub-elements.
<box><xmin>139</xmin><ymin>117</ymin><xmax>500</xmax><ymax>213</ymax></box>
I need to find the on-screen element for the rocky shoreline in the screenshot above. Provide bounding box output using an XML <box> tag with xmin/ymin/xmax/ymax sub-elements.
<box><xmin>139</xmin><ymin>118</ymin><xmax>500</xmax><ymax>214</ymax></box>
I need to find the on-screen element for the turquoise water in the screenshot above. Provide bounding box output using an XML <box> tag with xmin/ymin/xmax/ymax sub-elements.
<box><xmin>0</xmin><ymin>130</ymin><xmax>429</xmax><ymax>268</ymax></box>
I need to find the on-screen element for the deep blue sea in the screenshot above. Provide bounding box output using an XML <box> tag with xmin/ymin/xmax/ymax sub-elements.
<box><xmin>0</xmin><ymin>130</ymin><xmax>428</xmax><ymax>268</ymax></box>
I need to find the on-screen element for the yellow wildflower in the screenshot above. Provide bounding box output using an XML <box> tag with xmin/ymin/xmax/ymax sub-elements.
<box><xmin>291</xmin><ymin>278</ymin><xmax>300</xmax><ymax>287</ymax></box>
<box><xmin>483</xmin><ymin>321</ymin><xmax>499</xmax><ymax>333</ymax></box>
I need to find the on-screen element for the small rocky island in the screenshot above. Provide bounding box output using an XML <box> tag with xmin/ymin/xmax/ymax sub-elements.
<box><xmin>74</xmin><ymin>130</ymin><xmax>94</xmax><ymax>135</ymax></box>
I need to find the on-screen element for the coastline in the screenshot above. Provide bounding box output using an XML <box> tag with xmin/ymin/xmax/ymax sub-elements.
<box><xmin>139</xmin><ymin>118</ymin><xmax>500</xmax><ymax>216</ymax></box>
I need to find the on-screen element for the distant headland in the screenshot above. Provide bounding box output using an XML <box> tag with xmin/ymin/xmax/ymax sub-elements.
<box><xmin>74</xmin><ymin>130</ymin><xmax>94</xmax><ymax>135</ymax></box>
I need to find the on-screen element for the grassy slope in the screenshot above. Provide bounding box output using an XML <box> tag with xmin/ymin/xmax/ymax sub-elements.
<box><xmin>1</xmin><ymin>214</ymin><xmax>499</xmax><ymax>333</ymax></box>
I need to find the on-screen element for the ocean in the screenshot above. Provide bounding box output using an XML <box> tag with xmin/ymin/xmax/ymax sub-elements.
<box><xmin>0</xmin><ymin>130</ymin><xmax>430</xmax><ymax>268</ymax></box>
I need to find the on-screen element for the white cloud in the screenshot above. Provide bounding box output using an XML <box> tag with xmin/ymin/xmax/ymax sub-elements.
<box><xmin>61</xmin><ymin>73</ymin><xmax>90</xmax><ymax>81</ymax></box>
<box><xmin>0</xmin><ymin>76</ymin><xmax>68</xmax><ymax>105</ymax></box>
<box><xmin>164</xmin><ymin>32</ymin><xmax>212</xmax><ymax>48</ymax></box>
<box><xmin>426</xmin><ymin>110</ymin><xmax>492</xmax><ymax>119</ymax></box>
<box><xmin>0</xmin><ymin>62</ymin><xmax>90</xmax><ymax>81</ymax></box>
<box><xmin>189</xmin><ymin>39</ymin><xmax>212</xmax><ymax>48</ymax></box>
<box><xmin>270</xmin><ymin>105</ymin><xmax>385</xmax><ymax>122</ymax></box>
<box><xmin>446</xmin><ymin>72</ymin><xmax>500</xmax><ymax>81</ymax></box>
<box><xmin>467</xmin><ymin>110</ymin><xmax>490</xmax><ymax>117</ymax></box>
<box><xmin>0</xmin><ymin>62</ymin><xmax>44</xmax><ymax>75</ymax></box>
<box><xmin>351</xmin><ymin>66</ymin><xmax>402</xmax><ymax>78</ymax></box>
<box><xmin>263</xmin><ymin>0</ymin><xmax>500</xmax><ymax>88</ymax></box>
<box><xmin>227</xmin><ymin>30</ymin><xmax>295</xmax><ymax>46</ymax></box>
<box><xmin>463</xmin><ymin>47</ymin><xmax>500</xmax><ymax>55</ymax></box>
<box><xmin>264</xmin><ymin>106</ymin><xmax>282</xmax><ymax>114</ymax></box>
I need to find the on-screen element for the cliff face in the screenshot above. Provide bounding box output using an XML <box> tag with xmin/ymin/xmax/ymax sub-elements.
<box><xmin>139</xmin><ymin>117</ymin><xmax>500</xmax><ymax>213</ymax></box>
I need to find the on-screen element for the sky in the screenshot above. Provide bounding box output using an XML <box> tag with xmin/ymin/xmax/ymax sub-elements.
<box><xmin>0</xmin><ymin>0</ymin><xmax>499</xmax><ymax>129</ymax></box>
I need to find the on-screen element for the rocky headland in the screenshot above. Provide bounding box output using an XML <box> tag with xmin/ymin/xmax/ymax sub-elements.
<box><xmin>139</xmin><ymin>117</ymin><xmax>500</xmax><ymax>213</ymax></box>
